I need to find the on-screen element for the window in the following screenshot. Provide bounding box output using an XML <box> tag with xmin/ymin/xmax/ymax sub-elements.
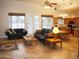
<box><xmin>58</xmin><ymin>18</ymin><xmax>64</xmax><ymax>25</ymax></box>
<box><xmin>9</xmin><ymin>13</ymin><xmax>25</xmax><ymax>29</ymax></box>
<box><xmin>42</xmin><ymin>15</ymin><xmax>53</xmax><ymax>29</ymax></box>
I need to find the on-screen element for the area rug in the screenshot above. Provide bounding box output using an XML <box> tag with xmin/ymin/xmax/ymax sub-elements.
<box><xmin>0</xmin><ymin>42</ymin><xmax>18</xmax><ymax>52</ymax></box>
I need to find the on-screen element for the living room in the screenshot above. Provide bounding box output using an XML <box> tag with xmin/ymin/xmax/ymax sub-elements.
<box><xmin>0</xmin><ymin>0</ymin><xmax>79</xmax><ymax>59</ymax></box>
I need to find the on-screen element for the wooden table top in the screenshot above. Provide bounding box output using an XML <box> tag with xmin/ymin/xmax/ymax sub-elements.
<box><xmin>47</xmin><ymin>38</ymin><xmax>62</xmax><ymax>42</ymax></box>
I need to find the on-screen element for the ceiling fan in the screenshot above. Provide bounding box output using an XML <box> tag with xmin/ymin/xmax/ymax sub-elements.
<box><xmin>44</xmin><ymin>0</ymin><xmax>57</xmax><ymax>7</ymax></box>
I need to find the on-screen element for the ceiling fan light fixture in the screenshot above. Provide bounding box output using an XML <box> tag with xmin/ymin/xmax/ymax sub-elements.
<box><xmin>43</xmin><ymin>5</ymin><xmax>51</xmax><ymax>8</ymax></box>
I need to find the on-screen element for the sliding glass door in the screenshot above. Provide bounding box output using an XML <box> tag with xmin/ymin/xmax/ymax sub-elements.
<box><xmin>27</xmin><ymin>14</ymin><xmax>40</xmax><ymax>34</ymax></box>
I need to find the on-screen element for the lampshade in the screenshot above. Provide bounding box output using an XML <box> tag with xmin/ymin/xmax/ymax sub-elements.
<box><xmin>52</xmin><ymin>26</ymin><xmax>59</xmax><ymax>34</ymax></box>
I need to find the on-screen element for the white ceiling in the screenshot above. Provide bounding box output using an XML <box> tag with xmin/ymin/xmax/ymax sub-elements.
<box><xmin>15</xmin><ymin>0</ymin><xmax>79</xmax><ymax>10</ymax></box>
<box><xmin>14</xmin><ymin>0</ymin><xmax>79</xmax><ymax>15</ymax></box>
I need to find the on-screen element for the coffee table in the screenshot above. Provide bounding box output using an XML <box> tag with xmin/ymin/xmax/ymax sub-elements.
<box><xmin>46</xmin><ymin>38</ymin><xmax>62</xmax><ymax>48</ymax></box>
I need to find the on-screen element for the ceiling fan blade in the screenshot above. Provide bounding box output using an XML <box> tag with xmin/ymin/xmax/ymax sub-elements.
<box><xmin>45</xmin><ymin>1</ymin><xmax>57</xmax><ymax>7</ymax></box>
<box><xmin>45</xmin><ymin>1</ymin><xmax>50</xmax><ymax>5</ymax></box>
<box><xmin>45</xmin><ymin>1</ymin><xmax>53</xmax><ymax>7</ymax></box>
<box><xmin>51</xmin><ymin>3</ymin><xmax>57</xmax><ymax>5</ymax></box>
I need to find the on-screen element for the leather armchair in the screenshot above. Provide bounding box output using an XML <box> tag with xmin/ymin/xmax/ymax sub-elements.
<box><xmin>34</xmin><ymin>29</ymin><xmax>53</xmax><ymax>45</ymax></box>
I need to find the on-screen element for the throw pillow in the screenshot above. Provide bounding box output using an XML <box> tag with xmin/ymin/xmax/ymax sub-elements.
<box><xmin>11</xmin><ymin>29</ymin><xmax>16</xmax><ymax>34</ymax></box>
<box><xmin>23</xmin><ymin>29</ymin><xmax>26</xmax><ymax>32</ymax></box>
<box><xmin>6</xmin><ymin>29</ymin><xmax>13</xmax><ymax>34</ymax></box>
<box><xmin>8</xmin><ymin>30</ymin><xmax>13</xmax><ymax>34</ymax></box>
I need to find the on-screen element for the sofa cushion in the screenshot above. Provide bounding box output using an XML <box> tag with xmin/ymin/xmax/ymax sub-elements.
<box><xmin>14</xmin><ymin>29</ymin><xmax>24</xmax><ymax>33</ymax></box>
<box><xmin>36</xmin><ymin>30</ymin><xmax>42</xmax><ymax>34</ymax></box>
<box><xmin>42</xmin><ymin>29</ymin><xmax>52</xmax><ymax>34</ymax></box>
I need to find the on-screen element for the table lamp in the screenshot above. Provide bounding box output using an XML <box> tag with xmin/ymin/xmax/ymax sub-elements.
<box><xmin>52</xmin><ymin>25</ymin><xmax>59</xmax><ymax>38</ymax></box>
